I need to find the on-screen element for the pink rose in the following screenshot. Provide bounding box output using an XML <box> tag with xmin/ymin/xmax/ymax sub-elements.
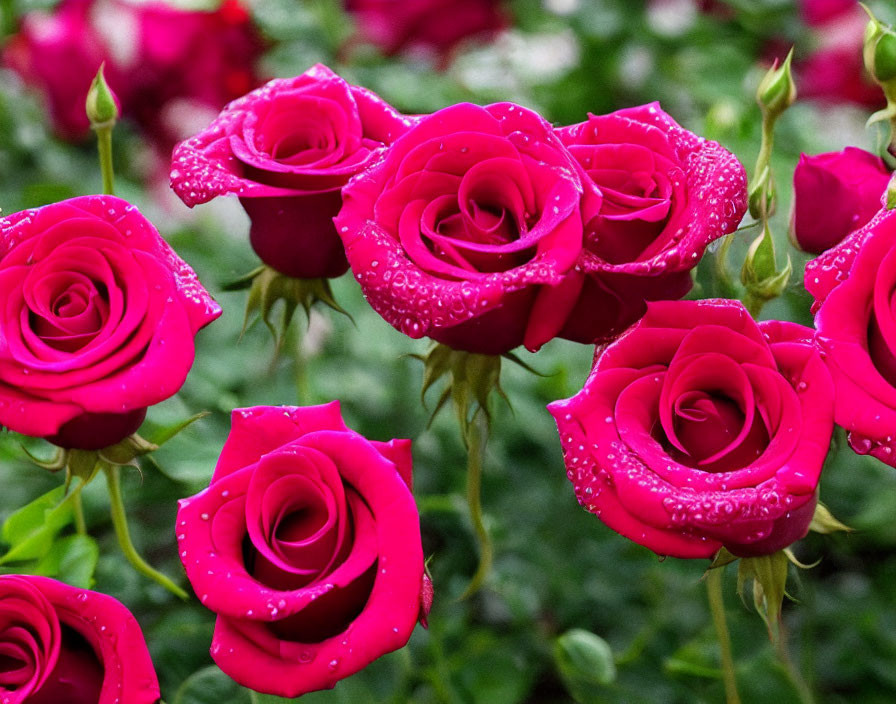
<box><xmin>0</xmin><ymin>574</ymin><xmax>159</xmax><ymax>704</ymax></box>
<box><xmin>807</xmin><ymin>208</ymin><xmax>896</xmax><ymax>466</ymax></box>
<box><xmin>554</xmin><ymin>104</ymin><xmax>747</xmax><ymax>341</ymax></box>
<box><xmin>176</xmin><ymin>402</ymin><xmax>427</xmax><ymax>698</ymax></box>
<box><xmin>344</xmin><ymin>0</ymin><xmax>505</xmax><ymax>59</ymax></box>
<box><xmin>549</xmin><ymin>299</ymin><xmax>833</xmax><ymax>559</ymax></box>
<box><xmin>3</xmin><ymin>0</ymin><xmax>263</xmax><ymax>149</ymax></box>
<box><xmin>171</xmin><ymin>64</ymin><xmax>411</xmax><ymax>279</ymax></box>
<box><xmin>801</xmin><ymin>0</ymin><xmax>856</xmax><ymax>26</ymax></box>
<box><xmin>792</xmin><ymin>147</ymin><xmax>890</xmax><ymax>254</ymax></box>
<box><xmin>335</xmin><ymin>101</ymin><xmax>587</xmax><ymax>354</ymax></box>
<box><xmin>0</xmin><ymin>195</ymin><xmax>220</xmax><ymax>449</ymax></box>
<box><xmin>796</xmin><ymin>0</ymin><xmax>883</xmax><ymax>108</ymax></box>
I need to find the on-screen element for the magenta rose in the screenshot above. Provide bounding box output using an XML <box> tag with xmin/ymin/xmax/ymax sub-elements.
<box><xmin>553</xmin><ymin>104</ymin><xmax>747</xmax><ymax>341</ymax></box>
<box><xmin>171</xmin><ymin>64</ymin><xmax>411</xmax><ymax>279</ymax></box>
<box><xmin>3</xmin><ymin>0</ymin><xmax>263</xmax><ymax>149</ymax></box>
<box><xmin>0</xmin><ymin>575</ymin><xmax>159</xmax><ymax>704</ymax></box>
<box><xmin>549</xmin><ymin>299</ymin><xmax>834</xmax><ymax>559</ymax></box>
<box><xmin>806</xmin><ymin>207</ymin><xmax>896</xmax><ymax>466</ymax></box>
<box><xmin>344</xmin><ymin>0</ymin><xmax>505</xmax><ymax>59</ymax></box>
<box><xmin>796</xmin><ymin>0</ymin><xmax>883</xmax><ymax>108</ymax></box>
<box><xmin>176</xmin><ymin>402</ymin><xmax>427</xmax><ymax>698</ymax></box>
<box><xmin>335</xmin><ymin>101</ymin><xmax>590</xmax><ymax>354</ymax></box>
<box><xmin>0</xmin><ymin>195</ymin><xmax>221</xmax><ymax>449</ymax></box>
<box><xmin>792</xmin><ymin>148</ymin><xmax>890</xmax><ymax>254</ymax></box>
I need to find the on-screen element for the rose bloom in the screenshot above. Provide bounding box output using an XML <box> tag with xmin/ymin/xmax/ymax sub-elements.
<box><xmin>549</xmin><ymin>300</ymin><xmax>834</xmax><ymax>559</ymax></box>
<box><xmin>171</xmin><ymin>64</ymin><xmax>412</xmax><ymax>280</ymax></box>
<box><xmin>0</xmin><ymin>195</ymin><xmax>221</xmax><ymax>449</ymax></box>
<box><xmin>796</xmin><ymin>0</ymin><xmax>883</xmax><ymax>108</ymax></box>
<box><xmin>176</xmin><ymin>402</ymin><xmax>427</xmax><ymax>698</ymax></box>
<box><xmin>3</xmin><ymin>0</ymin><xmax>263</xmax><ymax>149</ymax></box>
<box><xmin>806</xmin><ymin>207</ymin><xmax>896</xmax><ymax>466</ymax></box>
<box><xmin>344</xmin><ymin>0</ymin><xmax>505</xmax><ymax>59</ymax></box>
<box><xmin>336</xmin><ymin>101</ymin><xmax>588</xmax><ymax>355</ymax></box>
<box><xmin>792</xmin><ymin>147</ymin><xmax>890</xmax><ymax>254</ymax></box>
<box><xmin>0</xmin><ymin>575</ymin><xmax>159</xmax><ymax>704</ymax></box>
<box><xmin>554</xmin><ymin>103</ymin><xmax>747</xmax><ymax>341</ymax></box>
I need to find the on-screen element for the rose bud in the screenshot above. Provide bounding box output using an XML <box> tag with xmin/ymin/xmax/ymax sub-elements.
<box><xmin>171</xmin><ymin>64</ymin><xmax>412</xmax><ymax>280</ymax></box>
<box><xmin>806</xmin><ymin>206</ymin><xmax>896</xmax><ymax>465</ymax></box>
<box><xmin>0</xmin><ymin>574</ymin><xmax>159</xmax><ymax>704</ymax></box>
<box><xmin>549</xmin><ymin>299</ymin><xmax>834</xmax><ymax>559</ymax></box>
<box><xmin>176</xmin><ymin>402</ymin><xmax>428</xmax><ymax>698</ymax></box>
<box><xmin>0</xmin><ymin>195</ymin><xmax>221</xmax><ymax>450</ymax></box>
<box><xmin>792</xmin><ymin>147</ymin><xmax>890</xmax><ymax>254</ymax></box>
<box><xmin>553</xmin><ymin>103</ymin><xmax>747</xmax><ymax>342</ymax></box>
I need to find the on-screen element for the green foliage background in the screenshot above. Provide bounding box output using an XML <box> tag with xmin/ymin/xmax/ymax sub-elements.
<box><xmin>2</xmin><ymin>0</ymin><xmax>896</xmax><ymax>702</ymax></box>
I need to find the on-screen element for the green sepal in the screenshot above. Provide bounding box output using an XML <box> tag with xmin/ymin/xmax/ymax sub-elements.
<box><xmin>242</xmin><ymin>266</ymin><xmax>352</xmax><ymax>347</ymax></box>
<box><xmin>417</xmin><ymin>343</ymin><xmax>506</xmax><ymax>440</ymax></box>
<box><xmin>707</xmin><ymin>546</ymin><xmax>739</xmax><ymax>571</ymax></box>
<box><xmin>737</xmin><ymin>551</ymin><xmax>790</xmax><ymax>642</ymax></box>
<box><xmin>65</xmin><ymin>449</ymin><xmax>101</xmax><ymax>487</ymax></box>
<box><xmin>808</xmin><ymin>501</ymin><xmax>853</xmax><ymax>534</ymax></box>
<box><xmin>886</xmin><ymin>173</ymin><xmax>896</xmax><ymax>209</ymax></box>
<box><xmin>19</xmin><ymin>444</ymin><xmax>66</xmax><ymax>471</ymax></box>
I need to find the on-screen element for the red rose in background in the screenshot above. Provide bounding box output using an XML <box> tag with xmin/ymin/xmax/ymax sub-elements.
<box><xmin>797</xmin><ymin>0</ymin><xmax>883</xmax><ymax>108</ymax></box>
<box><xmin>0</xmin><ymin>195</ymin><xmax>220</xmax><ymax>449</ymax></box>
<box><xmin>792</xmin><ymin>147</ymin><xmax>890</xmax><ymax>254</ymax></box>
<box><xmin>807</xmin><ymin>208</ymin><xmax>896</xmax><ymax>467</ymax></box>
<box><xmin>335</xmin><ymin>101</ymin><xmax>587</xmax><ymax>354</ymax></box>
<box><xmin>176</xmin><ymin>402</ymin><xmax>427</xmax><ymax>698</ymax></box>
<box><xmin>0</xmin><ymin>575</ymin><xmax>159</xmax><ymax>704</ymax></box>
<box><xmin>3</xmin><ymin>0</ymin><xmax>264</xmax><ymax>150</ymax></box>
<box><xmin>345</xmin><ymin>0</ymin><xmax>505</xmax><ymax>59</ymax></box>
<box><xmin>171</xmin><ymin>64</ymin><xmax>412</xmax><ymax>279</ymax></box>
<box><xmin>554</xmin><ymin>103</ymin><xmax>747</xmax><ymax>342</ymax></box>
<box><xmin>549</xmin><ymin>300</ymin><xmax>833</xmax><ymax>559</ymax></box>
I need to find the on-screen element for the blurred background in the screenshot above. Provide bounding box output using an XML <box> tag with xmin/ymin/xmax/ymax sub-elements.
<box><xmin>2</xmin><ymin>1</ymin><xmax>896</xmax><ymax>702</ymax></box>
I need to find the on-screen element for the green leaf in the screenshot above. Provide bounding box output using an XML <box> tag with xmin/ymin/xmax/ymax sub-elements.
<box><xmin>33</xmin><ymin>534</ymin><xmax>99</xmax><ymax>588</ymax></box>
<box><xmin>173</xmin><ymin>666</ymin><xmax>252</xmax><ymax>704</ymax></box>
<box><xmin>0</xmin><ymin>486</ymin><xmax>75</xmax><ymax>564</ymax></box>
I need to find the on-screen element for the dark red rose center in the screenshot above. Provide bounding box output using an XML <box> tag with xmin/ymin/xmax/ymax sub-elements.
<box><xmin>29</xmin><ymin>278</ymin><xmax>110</xmax><ymax>353</ymax></box>
<box><xmin>0</xmin><ymin>642</ymin><xmax>36</xmax><ymax>689</ymax></box>
<box><xmin>27</xmin><ymin>626</ymin><xmax>103</xmax><ymax>704</ymax></box>
<box><xmin>660</xmin><ymin>391</ymin><xmax>770</xmax><ymax>472</ymax></box>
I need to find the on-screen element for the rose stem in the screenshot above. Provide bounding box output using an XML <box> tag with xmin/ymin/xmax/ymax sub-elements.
<box><xmin>774</xmin><ymin>618</ymin><xmax>816</xmax><ymax>704</ymax></box>
<box><xmin>458</xmin><ymin>413</ymin><xmax>493</xmax><ymax>600</ymax></box>
<box><xmin>72</xmin><ymin>491</ymin><xmax>87</xmax><ymax>536</ymax></box>
<box><xmin>96</xmin><ymin>126</ymin><xmax>115</xmax><ymax>195</ymax></box>
<box><xmin>706</xmin><ymin>567</ymin><xmax>741</xmax><ymax>704</ymax></box>
<box><xmin>104</xmin><ymin>465</ymin><xmax>189</xmax><ymax>600</ymax></box>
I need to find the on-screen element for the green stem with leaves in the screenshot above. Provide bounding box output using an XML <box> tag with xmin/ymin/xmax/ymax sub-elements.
<box><xmin>104</xmin><ymin>465</ymin><xmax>188</xmax><ymax>600</ymax></box>
<box><xmin>706</xmin><ymin>567</ymin><xmax>741</xmax><ymax>704</ymax></box>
